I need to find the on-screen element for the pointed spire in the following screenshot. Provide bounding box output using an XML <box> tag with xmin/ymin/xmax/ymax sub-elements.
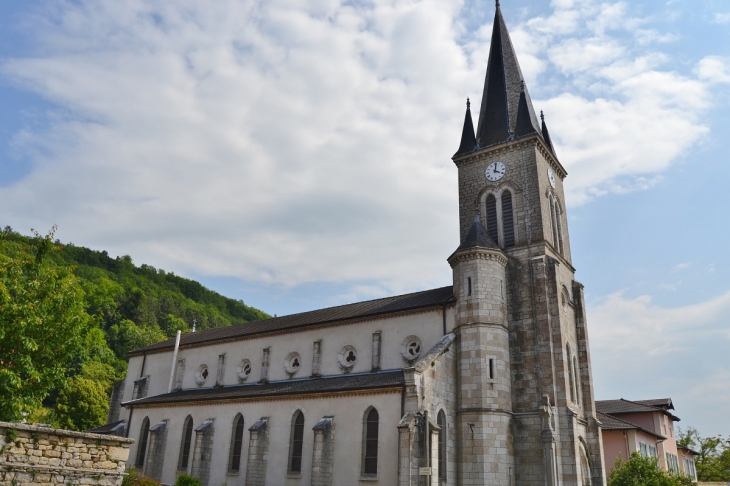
<box><xmin>475</xmin><ymin>3</ymin><xmax>541</xmax><ymax>148</ymax></box>
<box><xmin>456</xmin><ymin>209</ymin><xmax>499</xmax><ymax>251</ymax></box>
<box><xmin>540</xmin><ymin>110</ymin><xmax>556</xmax><ymax>155</ymax></box>
<box><xmin>455</xmin><ymin>98</ymin><xmax>477</xmax><ymax>156</ymax></box>
<box><xmin>514</xmin><ymin>81</ymin><xmax>537</xmax><ymax>138</ymax></box>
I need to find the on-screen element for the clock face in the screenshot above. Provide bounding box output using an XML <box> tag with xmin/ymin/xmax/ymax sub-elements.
<box><xmin>547</xmin><ymin>168</ymin><xmax>556</xmax><ymax>188</ymax></box>
<box><xmin>486</xmin><ymin>162</ymin><xmax>506</xmax><ymax>182</ymax></box>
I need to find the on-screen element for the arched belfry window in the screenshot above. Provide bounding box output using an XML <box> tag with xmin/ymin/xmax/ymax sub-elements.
<box><xmin>555</xmin><ymin>199</ymin><xmax>564</xmax><ymax>255</ymax></box>
<box><xmin>363</xmin><ymin>407</ymin><xmax>379</xmax><ymax>476</ymax></box>
<box><xmin>549</xmin><ymin>197</ymin><xmax>559</xmax><ymax>250</ymax></box>
<box><xmin>501</xmin><ymin>190</ymin><xmax>515</xmax><ymax>247</ymax></box>
<box><xmin>437</xmin><ymin>410</ymin><xmax>447</xmax><ymax>481</ymax></box>
<box><xmin>485</xmin><ymin>194</ymin><xmax>499</xmax><ymax>244</ymax></box>
<box><xmin>228</xmin><ymin>414</ymin><xmax>245</xmax><ymax>473</ymax></box>
<box><xmin>178</xmin><ymin>415</ymin><xmax>194</xmax><ymax>470</ymax></box>
<box><xmin>135</xmin><ymin>417</ymin><xmax>150</xmax><ymax>467</ymax></box>
<box><xmin>288</xmin><ymin>410</ymin><xmax>305</xmax><ymax>474</ymax></box>
<box><xmin>574</xmin><ymin>356</ymin><xmax>582</xmax><ymax>407</ymax></box>
<box><xmin>566</xmin><ymin>344</ymin><xmax>576</xmax><ymax>403</ymax></box>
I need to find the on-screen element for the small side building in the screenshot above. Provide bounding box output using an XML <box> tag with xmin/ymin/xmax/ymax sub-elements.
<box><xmin>597</xmin><ymin>398</ymin><xmax>697</xmax><ymax>481</ymax></box>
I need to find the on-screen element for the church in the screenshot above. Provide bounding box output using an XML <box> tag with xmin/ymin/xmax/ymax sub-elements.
<box><xmin>111</xmin><ymin>3</ymin><xmax>607</xmax><ymax>485</ymax></box>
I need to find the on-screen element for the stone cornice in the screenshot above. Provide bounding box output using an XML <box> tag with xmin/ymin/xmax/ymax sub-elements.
<box><xmin>452</xmin><ymin>134</ymin><xmax>568</xmax><ymax>179</ymax></box>
<box><xmin>448</xmin><ymin>248</ymin><xmax>508</xmax><ymax>268</ymax></box>
<box><xmin>125</xmin><ymin>386</ymin><xmax>402</xmax><ymax>409</ymax></box>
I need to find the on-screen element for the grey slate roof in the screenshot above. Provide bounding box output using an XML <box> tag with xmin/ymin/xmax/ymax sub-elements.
<box><xmin>455</xmin><ymin>99</ymin><xmax>477</xmax><ymax>156</ymax></box>
<box><xmin>85</xmin><ymin>420</ymin><xmax>127</xmax><ymax>436</ymax></box>
<box><xmin>129</xmin><ymin>286</ymin><xmax>454</xmax><ymax>356</ymax></box>
<box><xmin>475</xmin><ymin>4</ymin><xmax>541</xmax><ymax>148</ymax></box>
<box><xmin>540</xmin><ymin>111</ymin><xmax>556</xmax><ymax>156</ymax></box>
<box><xmin>455</xmin><ymin>216</ymin><xmax>500</xmax><ymax>252</ymax></box>
<box><xmin>634</xmin><ymin>398</ymin><xmax>674</xmax><ymax>410</ymax></box>
<box><xmin>597</xmin><ymin>412</ymin><xmax>666</xmax><ymax>439</ymax></box>
<box><xmin>122</xmin><ymin>370</ymin><xmax>405</xmax><ymax>407</ymax></box>
<box><xmin>596</xmin><ymin>399</ymin><xmax>680</xmax><ymax>421</ymax></box>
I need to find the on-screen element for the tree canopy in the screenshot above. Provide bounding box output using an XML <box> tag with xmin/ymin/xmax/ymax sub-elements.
<box><xmin>678</xmin><ymin>427</ymin><xmax>730</xmax><ymax>481</ymax></box>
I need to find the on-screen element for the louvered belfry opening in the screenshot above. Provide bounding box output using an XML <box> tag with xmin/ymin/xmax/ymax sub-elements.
<box><xmin>485</xmin><ymin>194</ymin><xmax>499</xmax><ymax>245</ymax></box>
<box><xmin>501</xmin><ymin>191</ymin><xmax>515</xmax><ymax>247</ymax></box>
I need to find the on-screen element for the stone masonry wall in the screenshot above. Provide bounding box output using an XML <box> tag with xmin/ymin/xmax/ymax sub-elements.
<box><xmin>0</xmin><ymin>422</ymin><xmax>133</xmax><ymax>486</ymax></box>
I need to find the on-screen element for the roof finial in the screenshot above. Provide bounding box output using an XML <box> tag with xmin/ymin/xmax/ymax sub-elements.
<box><xmin>496</xmin><ymin>0</ymin><xmax>500</xmax><ymax>7</ymax></box>
<box><xmin>466</xmin><ymin>97</ymin><xmax>471</xmax><ymax>109</ymax></box>
<box><xmin>473</xmin><ymin>205</ymin><xmax>480</xmax><ymax>223</ymax></box>
<box><xmin>540</xmin><ymin>110</ymin><xmax>545</xmax><ymax>122</ymax></box>
<box><xmin>520</xmin><ymin>80</ymin><xmax>525</xmax><ymax>92</ymax></box>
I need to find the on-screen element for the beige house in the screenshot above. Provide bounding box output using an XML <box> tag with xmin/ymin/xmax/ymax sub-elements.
<box><xmin>108</xmin><ymin>3</ymin><xmax>608</xmax><ymax>485</ymax></box>
<box><xmin>597</xmin><ymin>398</ymin><xmax>697</xmax><ymax>481</ymax></box>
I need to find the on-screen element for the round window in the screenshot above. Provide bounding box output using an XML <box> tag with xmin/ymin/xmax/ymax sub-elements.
<box><xmin>337</xmin><ymin>345</ymin><xmax>358</xmax><ymax>371</ymax></box>
<box><xmin>400</xmin><ymin>335</ymin><xmax>422</xmax><ymax>362</ymax></box>
<box><xmin>236</xmin><ymin>358</ymin><xmax>253</xmax><ymax>383</ymax></box>
<box><xmin>194</xmin><ymin>364</ymin><xmax>209</xmax><ymax>386</ymax></box>
<box><xmin>284</xmin><ymin>352</ymin><xmax>302</xmax><ymax>376</ymax></box>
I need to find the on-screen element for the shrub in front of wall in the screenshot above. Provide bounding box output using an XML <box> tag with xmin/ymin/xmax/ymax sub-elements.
<box><xmin>174</xmin><ymin>474</ymin><xmax>202</xmax><ymax>486</ymax></box>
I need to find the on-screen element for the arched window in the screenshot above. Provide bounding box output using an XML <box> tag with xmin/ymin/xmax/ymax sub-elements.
<box><xmin>501</xmin><ymin>190</ymin><xmax>515</xmax><ymax>247</ymax></box>
<box><xmin>573</xmin><ymin>356</ymin><xmax>581</xmax><ymax>405</ymax></box>
<box><xmin>228</xmin><ymin>414</ymin><xmax>245</xmax><ymax>473</ymax></box>
<box><xmin>363</xmin><ymin>407</ymin><xmax>379</xmax><ymax>476</ymax></box>
<box><xmin>178</xmin><ymin>415</ymin><xmax>194</xmax><ymax>470</ymax></box>
<box><xmin>566</xmin><ymin>345</ymin><xmax>576</xmax><ymax>403</ymax></box>
<box><xmin>135</xmin><ymin>417</ymin><xmax>150</xmax><ymax>467</ymax></box>
<box><xmin>437</xmin><ymin>410</ymin><xmax>447</xmax><ymax>481</ymax></box>
<box><xmin>485</xmin><ymin>194</ymin><xmax>499</xmax><ymax>245</ymax></box>
<box><xmin>549</xmin><ymin>197</ymin><xmax>559</xmax><ymax>250</ymax></box>
<box><xmin>288</xmin><ymin>410</ymin><xmax>305</xmax><ymax>474</ymax></box>
<box><xmin>555</xmin><ymin>199</ymin><xmax>564</xmax><ymax>254</ymax></box>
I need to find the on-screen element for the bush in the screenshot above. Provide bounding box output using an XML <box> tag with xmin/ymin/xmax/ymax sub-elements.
<box><xmin>609</xmin><ymin>453</ymin><xmax>694</xmax><ymax>486</ymax></box>
<box><xmin>174</xmin><ymin>474</ymin><xmax>202</xmax><ymax>486</ymax></box>
<box><xmin>122</xmin><ymin>469</ymin><xmax>161</xmax><ymax>486</ymax></box>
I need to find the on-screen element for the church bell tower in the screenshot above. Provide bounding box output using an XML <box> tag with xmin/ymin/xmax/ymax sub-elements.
<box><xmin>450</xmin><ymin>2</ymin><xmax>607</xmax><ymax>485</ymax></box>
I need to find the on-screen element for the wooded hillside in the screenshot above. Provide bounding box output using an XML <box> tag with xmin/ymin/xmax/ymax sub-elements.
<box><xmin>0</xmin><ymin>226</ymin><xmax>269</xmax><ymax>428</ymax></box>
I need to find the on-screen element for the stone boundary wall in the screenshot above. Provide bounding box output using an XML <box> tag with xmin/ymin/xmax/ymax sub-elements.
<box><xmin>0</xmin><ymin>421</ymin><xmax>134</xmax><ymax>486</ymax></box>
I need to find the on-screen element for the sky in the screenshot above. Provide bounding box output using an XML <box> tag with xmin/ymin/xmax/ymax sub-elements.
<box><xmin>1</xmin><ymin>0</ymin><xmax>729</xmax><ymax>438</ymax></box>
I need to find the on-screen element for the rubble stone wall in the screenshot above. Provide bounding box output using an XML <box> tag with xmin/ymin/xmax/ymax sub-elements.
<box><xmin>0</xmin><ymin>421</ymin><xmax>133</xmax><ymax>486</ymax></box>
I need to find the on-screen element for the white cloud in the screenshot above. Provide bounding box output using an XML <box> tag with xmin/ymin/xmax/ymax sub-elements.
<box><xmin>671</xmin><ymin>262</ymin><xmax>691</xmax><ymax>273</ymax></box>
<box><xmin>696</xmin><ymin>56</ymin><xmax>730</xmax><ymax>84</ymax></box>
<box><xmin>713</xmin><ymin>13</ymin><xmax>730</xmax><ymax>25</ymax></box>
<box><xmin>590</xmin><ymin>289</ymin><xmax>730</xmax><ymax>434</ymax></box>
<box><xmin>0</xmin><ymin>0</ymin><xmax>726</xmax><ymax>295</ymax></box>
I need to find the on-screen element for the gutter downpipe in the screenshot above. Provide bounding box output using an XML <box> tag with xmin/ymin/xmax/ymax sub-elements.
<box><xmin>167</xmin><ymin>330</ymin><xmax>182</xmax><ymax>393</ymax></box>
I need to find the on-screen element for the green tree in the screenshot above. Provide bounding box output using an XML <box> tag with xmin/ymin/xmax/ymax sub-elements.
<box><xmin>106</xmin><ymin>319</ymin><xmax>167</xmax><ymax>359</ymax></box>
<box><xmin>55</xmin><ymin>377</ymin><xmax>109</xmax><ymax>431</ymax></box>
<box><xmin>678</xmin><ymin>427</ymin><xmax>730</xmax><ymax>481</ymax></box>
<box><xmin>0</xmin><ymin>228</ymin><xmax>92</xmax><ymax>421</ymax></box>
<box><xmin>608</xmin><ymin>453</ymin><xmax>694</xmax><ymax>486</ymax></box>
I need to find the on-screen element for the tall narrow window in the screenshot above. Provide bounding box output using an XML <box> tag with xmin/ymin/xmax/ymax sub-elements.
<box><xmin>467</xmin><ymin>277</ymin><xmax>472</xmax><ymax>296</ymax></box>
<box><xmin>288</xmin><ymin>410</ymin><xmax>305</xmax><ymax>474</ymax></box>
<box><xmin>501</xmin><ymin>190</ymin><xmax>515</xmax><ymax>247</ymax></box>
<box><xmin>573</xmin><ymin>356</ymin><xmax>582</xmax><ymax>407</ymax></box>
<box><xmin>363</xmin><ymin>408</ymin><xmax>379</xmax><ymax>476</ymax></box>
<box><xmin>437</xmin><ymin>410</ymin><xmax>447</xmax><ymax>481</ymax></box>
<box><xmin>135</xmin><ymin>417</ymin><xmax>150</xmax><ymax>467</ymax></box>
<box><xmin>555</xmin><ymin>201</ymin><xmax>564</xmax><ymax>255</ymax></box>
<box><xmin>228</xmin><ymin>414</ymin><xmax>244</xmax><ymax>473</ymax></box>
<box><xmin>549</xmin><ymin>198</ymin><xmax>559</xmax><ymax>249</ymax></box>
<box><xmin>485</xmin><ymin>194</ymin><xmax>499</xmax><ymax>245</ymax></box>
<box><xmin>488</xmin><ymin>358</ymin><xmax>495</xmax><ymax>379</ymax></box>
<box><xmin>178</xmin><ymin>415</ymin><xmax>194</xmax><ymax>470</ymax></box>
<box><xmin>566</xmin><ymin>345</ymin><xmax>576</xmax><ymax>403</ymax></box>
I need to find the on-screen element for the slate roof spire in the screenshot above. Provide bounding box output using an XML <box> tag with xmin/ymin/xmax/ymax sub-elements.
<box><xmin>455</xmin><ymin>98</ymin><xmax>477</xmax><ymax>156</ymax></box>
<box><xmin>540</xmin><ymin>111</ymin><xmax>556</xmax><ymax>155</ymax></box>
<box><xmin>455</xmin><ymin>210</ymin><xmax>499</xmax><ymax>252</ymax></box>
<box><xmin>475</xmin><ymin>2</ymin><xmax>541</xmax><ymax>148</ymax></box>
